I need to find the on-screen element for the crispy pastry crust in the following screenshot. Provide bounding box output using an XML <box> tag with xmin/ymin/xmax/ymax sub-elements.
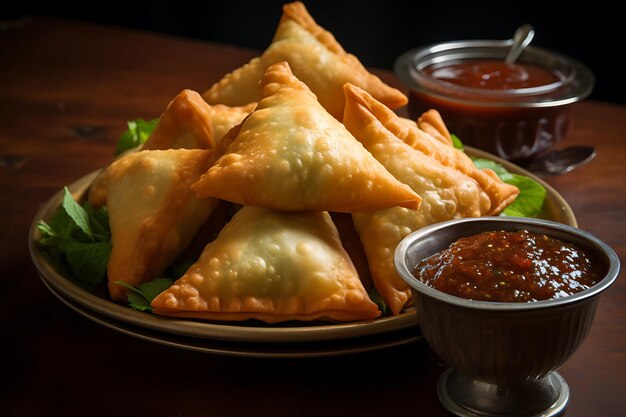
<box><xmin>192</xmin><ymin>62</ymin><xmax>421</xmax><ymax>213</ymax></box>
<box><xmin>143</xmin><ymin>90</ymin><xmax>216</xmax><ymax>151</ymax></box>
<box><xmin>106</xmin><ymin>149</ymin><xmax>218</xmax><ymax>301</ymax></box>
<box><xmin>151</xmin><ymin>207</ymin><xmax>381</xmax><ymax>323</ymax></box>
<box><xmin>344</xmin><ymin>84</ymin><xmax>519</xmax><ymax>215</ymax></box>
<box><xmin>208</xmin><ymin>102</ymin><xmax>257</xmax><ymax>144</ymax></box>
<box><xmin>343</xmin><ymin>84</ymin><xmax>519</xmax><ymax>314</ymax></box>
<box><xmin>417</xmin><ymin>109</ymin><xmax>453</xmax><ymax>146</ymax></box>
<box><xmin>202</xmin><ymin>1</ymin><xmax>407</xmax><ymax>119</ymax></box>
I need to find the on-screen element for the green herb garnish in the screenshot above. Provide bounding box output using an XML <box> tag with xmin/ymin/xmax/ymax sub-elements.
<box><xmin>449</xmin><ymin>134</ymin><xmax>547</xmax><ymax>218</ymax></box>
<box><xmin>472</xmin><ymin>158</ymin><xmax>547</xmax><ymax>218</ymax></box>
<box><xmin>499</xmin><ymin>174</ymin><xmax>547</xmax><ymax>218</ymax></box>
<box><xmin>38</xmin><ymin>187</ymin><xmax>112</xmax><ymax>285</ymax></box>
<box><xmin>368</xmin><ymin>288</ymin><xmax>389</xmax><ymax>316</ymax></box>
<box><xmin>115</xmin><ymin>278</ymin><xmax>174</xmax><ymax>312</ymax></box>
<box><xmin>450</xmin><ymin>133</ymin><xmax>464</xmax><ymax>150</ymax></box>
<box><xmin>114</xmin><ymin>117</ymin><xmax>159</xmax><ymax>155</ymax></box>
<box><xmin>114</xmin><ymin>260</ymin><xmax>193</xmax><ymax>312</ymax></box>
<box><xmin>37</xmin><ymin>186</ymin><xmax>191</xmax><ymax>311</ymax></box>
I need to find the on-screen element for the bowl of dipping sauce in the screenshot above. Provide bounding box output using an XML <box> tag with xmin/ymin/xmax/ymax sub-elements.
<box><xmin>394</xmin><ymin>41</ymin><xmax>594</xmax><ymax>163</ymax></box>
<box><xmin>394</xmin><ymin>217</ymin><xmax>619</xmax><ymax>417</ymax></box>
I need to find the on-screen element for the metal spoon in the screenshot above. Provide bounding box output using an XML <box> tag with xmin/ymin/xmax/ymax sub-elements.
<box><xmin>505</xmin><ymin>24</ymin><xmax>535</xmax><ymax>64</ymax></box>
<box><xmin>525</xmin><ymin>146</ymin><xmax>596</xmax><ymax>177</ymax></box>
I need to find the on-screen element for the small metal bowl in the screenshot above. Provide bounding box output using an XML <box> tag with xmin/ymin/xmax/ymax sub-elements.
<box><xmin>394</xmin><ymin>41</ymin><xmax>594</xmax><ymax>163</ymax></box>
<box><xmin>394</xmin><ymin>217</ymin><xmax>619</xmax><ymax>417</ymax></box>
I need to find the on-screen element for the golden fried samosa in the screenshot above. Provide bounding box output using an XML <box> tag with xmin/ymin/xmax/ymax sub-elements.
<box><xmin>151</xmin><ymin>206</ymin><xmax>381</xmax><ymax>323</ymax></box>
<box><xmin>88</xmin><ymin>92</ymin><xmax>254</xmax><ymax>209</ymax></box>
<box><xmin>192</xmin><ymin>62</ymin><xmax>421</xmax><ymax>213</ymax></box>
<box><xmin>343</xmin><ymin>84</ymin><xmax>519</xmax><ymax>314</ymax></box>
<box><xmin>106</xmin><ymin>149</ymin><xmax>218</xmax><ymax>301</ymax></box>
<box><xmin>202</xmin><ymin>1</ymin><xmax>406</xmax><ymax>119</ymax></box>
<box><xmin>143</xmin><ymin>90</ymin><xmax>215</xmax><ymax>151</ymax></box>
<box><xmin>208</xmin><ymin>102</ymin><xmax>257</xmax><ymax>144</ymax></box>
<box><xmin>351</xmin><ymin>87</ymin><xmax>518</xmax><ymax>215</ymax></box>
<box><xmin>417</xmin><ymin>109</ymin><xmax>453</xmax><ymax>146</ymax></box>
<box><xmin>89</xmin><ymin>91</ymin><xmax>215</xmax><ymax>209</ymax></box>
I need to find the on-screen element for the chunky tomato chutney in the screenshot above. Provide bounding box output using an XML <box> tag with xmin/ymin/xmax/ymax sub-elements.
<box><xmin>413</xmin><ymin>230</ymin><xmax>599</xmax><ymax>302</ymax></box>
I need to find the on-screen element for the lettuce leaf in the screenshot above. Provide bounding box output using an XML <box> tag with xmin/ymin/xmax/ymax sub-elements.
<box><xmin>472</xmin><ymin>157</ymin><xmax>546</xmax><ymax>218</ymax></box>
<box><xmin>452</xmin><ymin>132</ymin><xmax>547</xmax><ymax>218</ymax></box>
<box><xmin>500</xmin><ymin>174</ymin><xmax>547</xmax><ymax>218</ymax></box>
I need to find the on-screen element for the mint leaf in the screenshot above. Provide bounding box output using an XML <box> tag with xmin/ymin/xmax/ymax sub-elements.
<box><xmin>501</xmin><ymin>174</ymin><xmax>547</xmax><ymax>218</ymax></box>
<box><xmin>115</xmin><ymin>118</ymin><xmax>159</xmax><ymax>155</ymax></box>
<box><xmin>62</xmin><ymin>187</ymin><xmax>92</xmax><ymax>240</ymax></box>
<box><xmin>37</xmin><ymin>219</ymin><xmax>64</xmax><ymax>259</ymax></box>
<box><xmin>47</xmin><ymin>203</ymin><xmax>75</xmax><ymax>238</ymax></box>
<box><xmin>62</xmin><ymin>241</ymin><xmax>112</xmax><ymax>285</ymax></box>
<box><xmin>115</xmin><ymin>281</ymin><xmax>153</xmax><ymax>312</ymax></box>
<box><xmin>138</xmin><ymin>277</ymin><xmax>175</xmax><ymax>301</ymax></box>
<box><xmin>115</xmin><ymin>277</ymin><xmax>174</xmax><ymax>312</ymax></box>
<box><xmin>127</xmin><ymin>293</ymin><xmax>154</xmax><ymax>312</ymax></box>
<box><xmin>83</xmin><ymin>204</ymin><xmax>110</xmax><ymax>241</ymax></box>
<box><xmin>38</xmin><ymin>188</ymin><xmax>112</xmax><ymax>286</ymax></box>
<box><xmin>37</xmin><ymin>220</ymin><xmax>54</xmax><ymax>236</ymax></box>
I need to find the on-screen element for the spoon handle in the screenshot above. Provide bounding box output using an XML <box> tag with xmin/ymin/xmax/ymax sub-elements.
<box><xmin>525</xmin><ymin>146</ymin><xmax>596</xmax><ymax>177</ymax></box>
<box><xmin>505</xmin><ymin>24</ymin><xmax>535</xmax><ymax>64</ymax></box>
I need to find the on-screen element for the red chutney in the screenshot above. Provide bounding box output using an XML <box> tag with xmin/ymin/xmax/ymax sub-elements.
<box><xmin>413</xmin><ymin>230</ymin><xmax>599</xmax><ymax>302</ymax></box>
<box><xmin>424</xmin><ymin>59</ymin><xmax>560</xmax><ymax>90</ymax></box>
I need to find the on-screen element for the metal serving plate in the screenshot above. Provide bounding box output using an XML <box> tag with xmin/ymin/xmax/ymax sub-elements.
<box><xmin>28</xmin><ymin>147</ymin><xmax>575</xmax><ymax>354</ymax></box>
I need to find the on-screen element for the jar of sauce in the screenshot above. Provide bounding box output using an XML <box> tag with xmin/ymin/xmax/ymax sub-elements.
<box><xmin>425</xmin><ymin>59</ymin><xmax>560</xmax><ymax>90</ymax></box>
<box><xmin>413</xmin><ymin>229</ymin><xmax>600</xmax><ymax>302</ymax></box>
<box><xmin>395</xmin><ymin>41</ymin><xmax>594</xmax><ymax>163</ymax></box>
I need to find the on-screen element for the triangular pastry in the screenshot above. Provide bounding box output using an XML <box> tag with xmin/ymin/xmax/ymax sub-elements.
<box><xmin>143</xmin><ymin>90</ymin><xmax>216</xmax><ymax>151</ymax></box>
<box><xmin>88</xmin><ymin>92</ymin><xmax>254</xmax><ymax>209</ymax></box>
<box><xmin>192</xmin><ymin>62</ymin><xmax>421</xmax><ymax>213</ymax></box>
<box><xmin>208</xmin><ymin>102</ymin><xmax>257</xmax><ymax>144</ymax></box>
<box><xmin>417</xmin><ymin>109</ymin><xmax>453</xmax><ymax>146</ymax></box>
<box><xmin>347</xmin><ymin>85</ymin><xmax>519</xmax><ymax>215</ymax></box>
<box><xmin>151</xmin><ymin>206</ymin><xmax>381</xmax><ymax>323</ymax></box>
<box><xmin>105</xmin><ymin>149</ymin><xmax>218</xmax><ymax>301</ymax></box>
<box><xmin>343</xmin><ymin>84</ymin><xmax>519</xmax><ymax>314</ymax></box>
<box><xmin>202</xmin><ymin>1</ymin><xmax>407</xmax><ymax>120</ymax></box>
<box><xmin>89</xmin><ymin>90</ymin><xmax>216</xmax><ymax>209</ymax></box>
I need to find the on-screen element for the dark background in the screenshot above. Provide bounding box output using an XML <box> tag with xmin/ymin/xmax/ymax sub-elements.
<box><xmin>4</xmin><ymin>0</ymin><xmax>624</xmax><ymax>104</ymax></box>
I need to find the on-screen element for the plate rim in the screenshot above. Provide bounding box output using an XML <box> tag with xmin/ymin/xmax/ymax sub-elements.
<box><xmin>28</xmin><ymin>146</ymin><xmax>576</xmax><ymax>345</ymax></box>
<box><xmin>28</xmin><ymin>171</ymin><xmax>419</xmax><ymax>343</ymax></box>
<box><xmin>42</xmin><ymin>279</ymin><xmax>423</xmax><ymax>358</ymax></box>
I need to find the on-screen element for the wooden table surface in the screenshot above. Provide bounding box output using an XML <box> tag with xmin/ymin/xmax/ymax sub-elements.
<box><xmin>1</xmin><ymin>17</ymin><xmax>624</xmax><ymax>417</ymax></box>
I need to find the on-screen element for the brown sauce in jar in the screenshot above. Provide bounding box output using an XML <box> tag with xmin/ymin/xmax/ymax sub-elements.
<box><xmin>424</xmin><ymin>59</ymin><xmax>560</xmax><ymax>90</ymax></box>
<box><xmin>413</xmin><ymin>230</ymin><xmax>599</xmax><ymax>302</ymax></box>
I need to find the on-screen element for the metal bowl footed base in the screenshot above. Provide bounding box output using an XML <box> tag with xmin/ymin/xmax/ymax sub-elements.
<box><xmin>437</xmin><ymin>368</ymin><xmax>570</xmax><ymax>417</ymax></box>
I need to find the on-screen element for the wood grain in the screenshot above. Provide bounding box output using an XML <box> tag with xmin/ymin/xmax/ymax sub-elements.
<box><xmin>1</xmin><ymin>17</ymin><xmax>624</xmax><ymax>417</ymax></box>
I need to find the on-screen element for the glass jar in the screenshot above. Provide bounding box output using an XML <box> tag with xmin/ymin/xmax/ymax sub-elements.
<box><xmin>394</xmin><ymin>40</ymin><xmax>594</xmax><ymax>163</ymax></box>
